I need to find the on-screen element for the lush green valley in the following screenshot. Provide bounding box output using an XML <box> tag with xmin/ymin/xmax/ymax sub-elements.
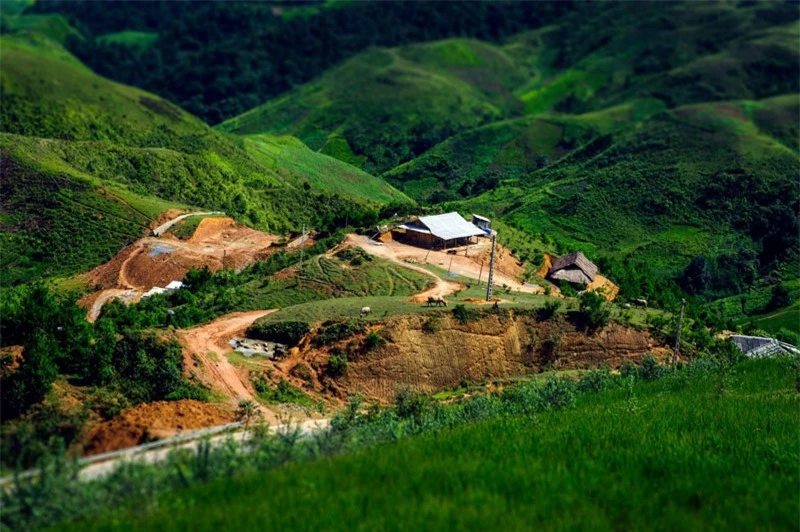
<box><xmin>0</xmin><ymin>3</ymin><xmax>798</xmax><ymax>529</ymax></box>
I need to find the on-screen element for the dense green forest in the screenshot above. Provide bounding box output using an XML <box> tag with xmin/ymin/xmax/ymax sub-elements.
<box><xmin>29</xmin><ymin>0</ymin><xmax>575</xmax><ymax>124</ymax></box>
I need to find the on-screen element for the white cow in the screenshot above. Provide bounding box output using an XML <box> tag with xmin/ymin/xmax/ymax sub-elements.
<box><xmin>360</xmin><ymin>306</ymin><xmax>372</xmax><ymax>318</ymax></box>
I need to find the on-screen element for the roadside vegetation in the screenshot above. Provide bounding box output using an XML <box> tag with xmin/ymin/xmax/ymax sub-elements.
<box><xmin>3</xmin><ymin>352</ymin><xmax>796</xmax><ymax>530</ymax></box>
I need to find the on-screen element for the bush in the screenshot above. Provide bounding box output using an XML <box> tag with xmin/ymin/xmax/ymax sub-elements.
<box><xmin>537</xmin><ymin>375</ymin><xmax>576</xmax><ymax>410</ymax></box>
<box><xmin>535</xmin><ymin>299</ymin><xmax>561</xmax><ymax>321</ymax></box>
<box><xmin>422</xmin><ymin>316</ymin><xmax>440</xmax><ymax>334</ymax></box>
<box><xmin>313</xmin><ymin>320</ymin><xmax>364</xmax><ymax>347</ymax></box>
<box><xmin>766</xmin><ymin>284</ymin><xmax>793</xmax><ymax>312</ymax></box>
<box><xmin>363</xmin><ymin>331</ymin><xmax>384</xmax><ymax>351</ymax></box>
<box><xmin>394</xmin><ymin>387</ymin><xmax>429</xmax><ymax>421</ymax></box>
<box><xmin>577</xmin><ymin>367</ymin><xmax>613</xmax><ymax>393</ymax></box>
<box><xmin>620</xmin><ymin>360</ymin><xmax>638</xmax><ymax>378</ymax></box>
<box><xmin>247</xmin><ymin>320</ymin><xmax>310</xmax><ymax>346</ymax></box>
<box><xmin>638</xmin><ymin>354</ymin><xmax>666</xmax><ymax>381</ymax></box>
<box><xmin>328</xmin><ymin>351</ymin><xmax>349</xmax><ymax>377</ymax></box>
<box><xmin>577</xmin><ymin>291</ymin><xmax>610</xmax><ymax>330</ymax></box>
<box><xmin>452</xmin><ymin>304</ymin><xmax>479</xmax><ymax>324</ymax></box>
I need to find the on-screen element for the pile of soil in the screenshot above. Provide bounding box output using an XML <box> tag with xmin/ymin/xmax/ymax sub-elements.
<box><xmin>83</xmin><ymin>400</ymin><xmax>235</xmax><ymax>456</ymax></box>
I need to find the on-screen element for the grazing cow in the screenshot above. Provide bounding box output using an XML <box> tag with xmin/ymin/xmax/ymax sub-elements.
<box><xmin>360</xmin><ymin>306</ymin><xmax>371</xmax><ymax>318</ymax></box>
<box><xmin>632</xmin><ymin>298</ymin><xmax>648</xmax><ymax>308</ymax></box>
<box><xmin>425</xmin><ymin>296</ymin><xmax>447</xmax><ymax>307</ymax></box>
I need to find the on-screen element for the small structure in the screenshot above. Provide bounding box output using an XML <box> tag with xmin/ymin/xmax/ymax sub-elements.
<box><xmin>547</xmin><ymin>251</ymin><xmax>598</xmax><ymax>286</ymax></box>
<box><xmin>731</xmin><ymin>335</ymin><xmax>800</xmax><ymax>358</ymax></box>
<box><xmin>394</xmin><ymin>212</ymin><xmax>486</xmax><ymax>249</ymax></box>
<box><xmin>471</xmin><ymin>214</ymin><xmax>492</xmax><ymax>234</ymax></box>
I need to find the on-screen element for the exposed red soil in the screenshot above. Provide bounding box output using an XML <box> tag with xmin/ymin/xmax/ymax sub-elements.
<box><xmin>78</xmin><ymin>216</ymin><xmax>282</xmax><ymax>319</ymax></box>
<box><xmin>83</xmin><ymin>400</ymin><xmax>235</xmax><ymax>456</ymax></box>
<box><xmin>267</xmin><ymin>312</ymin><xmax>666</xmax><ymax>402</ymax></box>
<box><xmin>178</xmin><ymin>310</ymin><xmax>278</xmax><ymax>419</ymax></box>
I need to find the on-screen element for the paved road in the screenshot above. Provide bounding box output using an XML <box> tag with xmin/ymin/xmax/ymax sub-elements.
<box><xmin>151</xmin><ymin>211</ymin><xmax>225</xmax><ymax>236</ymax></box>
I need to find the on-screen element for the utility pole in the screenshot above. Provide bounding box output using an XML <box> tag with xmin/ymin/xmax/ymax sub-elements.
<box><xmin>298</xmin><ymin>224</ymin><xmax>306</xmax><ymax>283</ymax></box>
<box><xmin>486</xmin><ymin>233</ymin><xmax>497</xmax><ymax>302</ymax></box>
<box><xmin>673</xmin><ymin>298</ymin><xmax>686</xmax><ymax>366</ymax></box>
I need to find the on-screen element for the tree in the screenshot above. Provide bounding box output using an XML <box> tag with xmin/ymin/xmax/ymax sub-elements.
<box><xmin>577</xmin><ymin>291</ymin><xmax>610</xmax><ymax>330</ymax></box>
<box><xmin>236</xmin><ymin>399</ymin><xmax>261</xmax><ymax>435</ymax></box>
<box><xmin>767</xmin><ymin>284</ymin><xmax>792</xmax><ymax>312</ymax></box>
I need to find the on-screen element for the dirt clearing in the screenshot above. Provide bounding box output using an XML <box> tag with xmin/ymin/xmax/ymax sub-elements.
<box><xmin>79</xmin><ymin>216</ymin><xmax>282</xmax><ymax>320</ymax></box>
<box><xmin>346</xmin><ymin>234</ymin><xmax>543</xmax><ymax>298</ymax></box>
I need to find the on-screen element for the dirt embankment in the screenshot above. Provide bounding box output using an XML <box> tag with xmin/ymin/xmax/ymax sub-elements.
<box><xmin>83</xmin><ymin>400</ymin><xmax>235</xmax><ymax>456</ymax></box>
<box><xmin>277</xmin><ymin>313</ymin><xmax>665</xmax><ymax>402</ymax></box>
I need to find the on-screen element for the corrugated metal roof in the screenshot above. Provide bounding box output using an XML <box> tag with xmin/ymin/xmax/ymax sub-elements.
<box><xmin>418</xmin><ymin>212</ymin><xmax>486</xmax><ymax>241</ymax></box>
<box><xmin>731</xmin><ymin>335</ymin><xmax>800</xmax><ymax>357</ymax></box>
<box><xmin>397</xmin><ymin>223</ymin><xmax>431</xmax><ymax>234</ymax></box>
<box><xmin>472</xmin><ymin>214</ymin><xmax>491</xmax><ymax>223</ymax></box>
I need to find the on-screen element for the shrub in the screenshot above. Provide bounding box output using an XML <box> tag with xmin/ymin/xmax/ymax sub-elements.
<box><xmin>577</xmin><ymin>291</ymin><xmax>610</xmax><ymax>330</ymax></box>
<box><xmin>313</xmin><ymin>320</ymin><xmax>364</xmax><ymax>347</ymax></box>
<box><xmin>452</xmin><ymin>304</ymin><xmax>479</xmax><ymax>324</ymax></box>
<box><xmin>394</xmin><ymin>387</ymin><xmax>429</xmax><ymax>421</ymax></box>
<box><xmin>363</xmin><ymin>331</ymin><xmax>385</xmax><ymax>351</ymax></box>
<box><xmin>535</xmin><ymin>299</ymin><xmax>561</xmax><ymax>321</ymax></box>
<box><xmin>422</xmin><ymin>316</ymin><xmax>440</xmax><ymax>334</ymax></box>
<box><xmin>577</xmin><ymin>367</ymin><xmax>613</xmax><ymax>393</ymax></box>
<box><xmin>328</xmin><ymin>351</ymin><xmax>349</xmax><ymax>377</ymax></box>
<box><xmin>620</xmin><ymin>360</ymin><xmax>638</xmax><ymax>378</ymax></box>
<box><xmin>247</xmin><ymin>320</ymin><xmax>310</xmax><ymax>346</ymax></box>
<box><xmin>766</xmin><ymin>284</ymin><xmax>793</xmax><ymax>312</ymax></box>
<box><xmin>537</xmin><ymin>375</ymin><xmax>576</xmax><ymax>410</ymax></box>
<box><xmin>638</xmin><ymin>354</ymin><xmax>666</xmax><ymax>381</ymax></box>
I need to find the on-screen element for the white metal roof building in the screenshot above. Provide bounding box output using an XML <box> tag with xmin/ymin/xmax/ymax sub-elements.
<box><xmin>396</xmin><ymin>212</ymin><xmax>487</xmax><ymax>249</ymax></box>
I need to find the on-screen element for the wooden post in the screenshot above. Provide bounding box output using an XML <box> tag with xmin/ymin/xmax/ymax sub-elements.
<box><xmin>448</xmin><ymin>256</ymin><xmax>453</xmax><ymax>275</ymax></box>
<box><xmin>477</xmin><ymin>261</ymin><xmax>484</xmax><ymax>287</ymax></box>
<box><xmin>673</xmin><ymin>298</ymin><xmax>686</xmax><ymax>366</ymax></box>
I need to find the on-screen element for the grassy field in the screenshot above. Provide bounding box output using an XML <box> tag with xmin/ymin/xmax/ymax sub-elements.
<box><xmin>69</xmin><ymin>357</ymin><xmax>799</xmax><ymax>531</ymax></box>
<box><xmin>243</xmin><ymin>134</ymin><xmax>410</xmax><ymax>205</ymax></box>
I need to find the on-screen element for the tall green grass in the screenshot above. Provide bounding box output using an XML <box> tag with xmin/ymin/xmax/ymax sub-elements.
<box><xmin>29</xmin><ymin>357</ymin><xmax>796</xmax><ymax>531</ymax></box>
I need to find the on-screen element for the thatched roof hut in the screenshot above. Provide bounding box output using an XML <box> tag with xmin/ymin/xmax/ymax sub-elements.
<box><xmin>547</xmin><ymin>251</ymin><xmax>597</xmax><ymax>285</ymax></box>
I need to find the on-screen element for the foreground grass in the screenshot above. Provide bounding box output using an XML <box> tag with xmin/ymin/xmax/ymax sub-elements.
<box><xmin>74</xmin><ymin>359</ymin><xmax>798</xmax><ymax>531</ymax></box>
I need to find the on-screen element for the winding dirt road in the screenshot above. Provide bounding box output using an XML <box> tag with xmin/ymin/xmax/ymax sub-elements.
<box><xmin>178</xmin><ymin>310</ymin><xmax>277</xmax><ymax>417</ymax></box>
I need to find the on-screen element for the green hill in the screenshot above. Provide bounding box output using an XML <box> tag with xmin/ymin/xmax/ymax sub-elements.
<box><xmin>217</xmin><ymin>43</ymin><xmax>511</xmax><ymax>174</ymax></box>
<box><xmin>451</xmin><ymin>100</ymin><xmax>798</xmax><ymax>290</ymax></box>
<box><xmin>0</xmin><ymin>32</ymin><xmax>406</xmax><ymax>285</ymax></box>
<box><xmin>243</xmin><ymin>134</ymin><xmax>410</xmax><ymax>204</ymax></box>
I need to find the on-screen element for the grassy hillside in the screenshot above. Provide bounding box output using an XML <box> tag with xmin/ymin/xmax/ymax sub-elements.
<box><xmin>60</xmin><ymin>358</ymin><xmax>798</xmax><ymax>531</ymax></box>
<box><xmin>0</xmin><ymin>32</ymin><xmax>404</xmax><ymax>285</ymax></box>
<box><xmin>243</xmin><ymin>134</ymin><xmax>409</xmax><ymax>204</ymax></box>
<box><xmin>450</xmin><ymin>102</ymin><xmax>798</xmax><ymax>287</ymax></box>
<box><xmin>384</xmin><ymin>101</ymin><xmax>663</xmax><ymax>202</ymax></box>
<box><xmin>218</xmin><ymin>44</ymin><xmax>510</xmax><ymax>174</ymax></box>
<box><xmin>220</xmin><ymin>2</ymin><xmax>797</xmax><ymax>176</ymax></box>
